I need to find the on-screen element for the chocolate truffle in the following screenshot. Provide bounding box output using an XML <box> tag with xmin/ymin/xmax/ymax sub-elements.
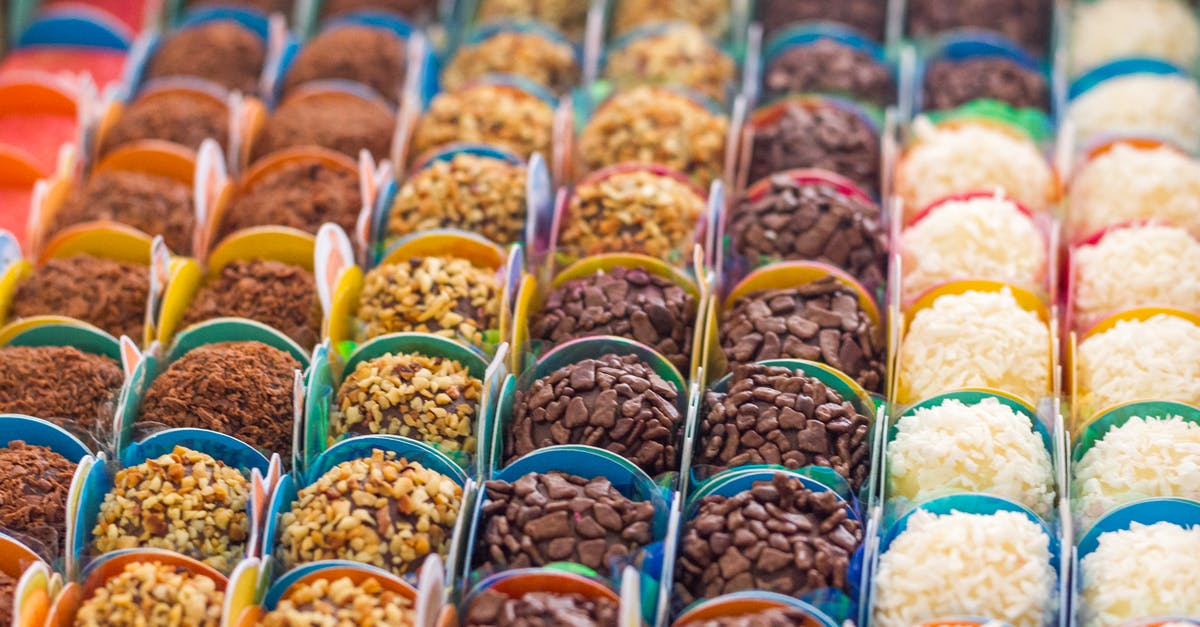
<box><xmin>0</xmin><ymin>346</ymin><xmax>123</xmax><ymax>435</ymax></box>
<box><xmin>464</xmin><ymin>588</ymin><xmax>619</xmax><ymax>627</ymax></box>
<box><xmin>0</xmin><ymin>441</ymin><xmax>76</xmax><ymax>562</ymax></box>
<box><xmin>220</xmin><ymin>158</ymin><xmax>362</xmax><ymax>239</ymax></box>
<box><xmin>386</xmin><ymin>153</ymin><xmax>527</xmax><ymax>246</ymax></box>
<box><xmin>906</xmin><ymin>0</ymin><xmax>1052</xmax><ymax>56</ymax></box>
<box><xmin>507</xmin><ymin>354</ymin><xmax>683</xmax><ymax>474</ymax></box>
<box><xmin>51</xmin><ymin>169</ymin><xmax>195</xmax><ymax>254</ymax></box>
<box><xmin>529</xmin><ymin>266</ymin><xmax>697</xmax><ymax>374</ymax></box>
<box><xmin>331</xmin><ymin>352</ymin><xmax>481</xmax><ymax>455</ymax></box>
<box><xmin>610</xmin><ymin>0</ymin><xmax>729</xmax><ymax>38</ymax></box>
<box><xmin>699</xmin><ymin>364</ymin><xmax>870</xmax><ymax>489</ymax></box>
<box><xmin>187</xmin><ymin>0</ymin><xmax>292</xmax><ymax>14</ymax></box>
<box><xmin>578</xmin><ymin>86</ymin><xmax>728</xmax><ymax>186</ymax></box>
<box><xmin>477</xmin><ymin>471</ymin><xmax>656</xmax><ymax>571</ymax></box>
<box><xmin>443</xmin><ymin>31</ymin><xmax>579</xmax><ymax>95</ymax></box>
<box><xmin>180</xmin><ymin>259</ymin><xmax>321</xmax><ymax>349</ymax></box>
<box><xmin>146</xmin><ymin>20</ymin><xmax>265</xmax><ymax>94</ymax></box>
<box><xmin>748</xmin><ymin>101</ymin><xmax>880</xmax><ymax>195</ymax></box>
<box><xmin>763</xmin><ymin>39</ymin><xmax>895</xmax><ymax>106</ymax></box>
<box><xmin>99</xmin><ymin>91</ymin><xmax>230</xmax><ymax>156</ymax></box>
<box><xmin>73</xmin><ymin>560</ymin><xmax>225</xmax><ymax>627</ymax></box>
<box><xmin>261</xmin><ymin>576</ymin><xmax>415</xmax><ymax>626</ymax></box>
<box><xmin>11</xmin><ymin>254</ymin><xmax>148</xmax><ymax>341</ymax></box>
<box><xmin>922</xmin><ymin>57</ymin><xmax>1049</xmax><ymax>111</ymax></box>
<box><xmin>278</xmin><ymin>449</ymin><xmax>462</xmax><ymax>576</ymax></box>
<box><xmin>728</xmin><ymin>173</ymin><xmax>887</xmax><ymax>291</ymax></box>
<box><xmin>138</xmin><ymin>342</ymin><xmax>301</xmax><ymax>457</ymax></box>
<box><xmin>282</xmin><ymin>26</ymin><xmax>406</xmax><ymax>103</ymax></box>
<box><xmin>756</xmin><ymin>0</ymin><xmax>886</xmax><ymax>40</ymax></box>
<box><xmin>91</xmin><ymin>446</ymin><xmax>251</xmax><ymax>573</ymax></box>
<box><xmin>319</xmin><ymin>0</ymin><xmax>437</xmax><ymax>20</ymax></box>
<box><xmin>603</xmin><ymin>23</ymin><xmax>735</xmax><ymax>103</ymax></box>
<box><xmin>675</xmin><ymin>473</ymin><xmax>863</xmax><ymax>605</ymax></box>
<box><xmin>720</xmin><ymin>276</ymin><xmax>884</xmax><ymax>393</ymax></box>
<box><xmin>251</xmin><ymin>92</ymin><xmax>395</xmax><ymax>162</ymax></box>
<box><xmin>410</xmin><ymin>85</ymin><xmax>555</xmax><ymax>161</ymax></box>
<box><xmin>0</xmin><ymin>571</ymin><xmax>14</xmax><ymax>626</ymax></box>
<box><xmin>356</xmin><ymin>256</ymin><xmax>502</xmax><ymax>345</ymax></box>
<box><xmin>559</xmin><ymin>169</ymin><xmax>706</xmax><ymax>265</ymax></box>
<box><xmin>476</xmin><ymin>0</ymin><xmax>589</xmax><ymax>41</ymax></box>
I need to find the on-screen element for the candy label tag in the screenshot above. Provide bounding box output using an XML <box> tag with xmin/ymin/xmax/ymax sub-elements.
<box><xmin>314</xmin><ymin>223</ymin><xmax>354</xmax><ymax>323</ymax></box>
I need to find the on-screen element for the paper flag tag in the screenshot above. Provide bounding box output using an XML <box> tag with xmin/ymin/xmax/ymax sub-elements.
<box><xmin>118</xmin><ymin>335</ymin><xmax>141</xmax><ymax>376</ymax></box>
<box><xmin>314</xmin><ymin>224</ymin><xmax>354</xmax><ymax>326</ymax></box>
<box><xmin>415</xmin><ymin>554</ymin><xmax>445</xmax><ymax>627</ymax></box>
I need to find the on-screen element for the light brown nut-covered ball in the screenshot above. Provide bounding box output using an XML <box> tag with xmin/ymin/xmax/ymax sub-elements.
<box><xmin>477</xmin><ymin>0</ymin><xmax>589</xmax><ymax>40</ymax></box>
<box><xmin>604</xmin><ymin>23</ymin><xmax>735</xmax><ymax>103</ymax></box>
<box><xmin>91</xmin><ymin>446</ymin><xmax>251</xmax><ymax>573</ymax></box>
<box><xmin>260</xmin><ymin>576</ymin><xmax>415</xmax><ymax>626</ymax></box>
<box><xmin>278</xmin><ymin>449</ymin><xmax>462</xmax><ymax>576</ymax></box>
<box><xmin>387</xmin><ymin>154</ymin><xmax>527</xmax><ymax>246</ymax></box>
<box><xmin>356</xmin><ymin>256</ymin><xmax>502</xmax><ymax>345</ymax></box>
<box><xmin>332</xmin><ymin>352</ymin><xmax>481</xmax><ymax>455</ymax></box>
<box><xmin>410</xmin><ymin>85</ymin><xmax>555</xmax><ymax>161</ymax></box>
<box><xmin>73</xmin><ymin>561</ymin><xmax>224</xmax><ymax>627</ymax></box>
<box><xmin>578</xmin><ymin>86</ymin><xmax>728</xmax><ymax>186</ymax></box>
<box><xmin>560</xmin><ymin>169</ymin><xmax>705</xmax><ymax>264</ymax></box>
<box><xmin>611</xmin><ymin>0</ymin><xmax>729</xmax><ymax>39</ymax></box>
<box><xmin>443</xmin><ymin>31</ymin><xmax>579</xmax><ymax>95</ymax></box>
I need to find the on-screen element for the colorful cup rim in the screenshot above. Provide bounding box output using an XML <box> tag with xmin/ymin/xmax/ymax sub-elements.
<box><xmin>685</xmin><ymin>467</ymin><xmax>857</xmax><ymax>520</ymax></box>
<box><xmin>550</xmin><ymin>252</ymin><xmax>700</xmax><ymax>297</ymax></box>
<box><xmin>165</xmin><ymin>316</ymin><xmax>311</xmax><ymax>366</ymax></box>
<box><xmin>673</xmin><ymin>591</ymin><xmax>838</xmax><ymax>627</ymax></box>
<box><xmin>529</xmin><ymin>335</ymin><xmax>688</xmax><ymax>404</ymax></box>
<box><xmin>0</xmin><ymin>414</ymin><xmax>93</xmax><ymax>460</ymax></box>
<box><xmin>495</xmin><ymin>445</ymin><xmax>661</xmax><ymax>504</ymax></box>
<box><xmin>406</xmin><ymin>142</ymin><xmax>524</xmax><ymax>175</ymax></box>
<box><xmin>880</xmin><ymin>493</ymin><xmax>1057</xmax><ymax>556</ymax></box>
<box><xmin>904</xmin><ymin>280</ymin><xmax>1050</xmax><ymax>328</ymax></box>
<box><xmin>907</xmin><ymin>190</ymin><xmax>1040</xmax><ymax>227</ymax></box>
<box><xmin>378</xmin><ymin>228</ymin><xmax>508</xmax><ymax>269</ymax></box>
<box><xmin>763</xmin><ymin>21</ymin><xmax>889</xmax><ymax>68</ymax></box>
<box><xmin>709</xmin><ymin>358</ymin><xmax>876</xmax><ymax>418</ymax></box>
<box><xmin>451</xmin><ymin>76</ymin><xmax>560</xmax><ymax>111</ymax></box>
<box><xmin>1080</xmin><ymin>307</ymin><xmax>1200</xmax><ymax>341</ymax></box>
<box><xmin>263</xmin><ymin>560</ymin><xmax>417</xmax><ymax>608</ymax></box>
<box><xmin>464</xmin><ymin>567</ymin><xmax>619</xmax><ymax>606</ymax></box>
<box><xmin>724</xmin><ymin>260</ymin><xmax>882</xmax><ymax>328</ymax></box>
<box><xmin>744</xmin><ymin>168</ymin><xmax>876</xmax><ymax>207</ymax></box>
<box><xmin>307</xmin><ymin>434</ymin><xmax>468</xmax><ymax>487</ymax></box>
<box><xmin>1069</xmin><ymin>57</ymin><xmax>1192</xmax><ymax>101</ymax></box>
<box><xmin>1073</xmin><ymin>400</ymin><xmax>1200</xmax><ymax>462</ymax></box>
<box><xmin>749</xmin><ymin>94</ymin><xmax>881</xmax><ymax>135</ymax></box>
<box><xmin>575</xmin><ymin>161</ymin><xmax>707</xmax><ymax>200</ymax></box>
<box><xmin>238</xmin><ymin>146</ymin><xmax>358</xmax><ymax>191</ymax></box>
<box><xmin>890</xmin><ymin>388</ymin><xmax>1052</xmax><ymax>457</ymax></box>
<box><xmin>921</xmin><ymin>29</ymin><xmax>1042</xmax><ymax>72</ymax></box>
<box><xmin>1076</xmin><ymin>498</ymin><xmax>1200</xmax><ymax>557</ymax></box>
<box><xmin>341</xmin><ymin>331</ymin><xmax>491</xmax><ymax>380</ymax></box>
<box><xmin>464</xmin><ymin>19</ymin><xmax>580</xmax><ymax>58</ymax></box>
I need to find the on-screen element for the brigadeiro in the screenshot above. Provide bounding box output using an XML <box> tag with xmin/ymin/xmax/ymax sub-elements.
<box><xmin>11</xmin><ymin>254</ymin><xmax>148</xmax><ymax>341</ymax></box>
<box><xmin>282</xmin><ymin>25</ymin><xmax>406</xmax><ymax>103</ymax></box>
<box><xmin>905</xmin><ymin>0</ymin><xmax>1052</xmax><ymax>56</ymax></box>
<box><xmin>0</xmin><ymin>571</ymin><xmax>14</xmax><ymax>625</ymax></box>
<box><xmin>477</xmin><ymin>471</ymin><xmax>656</xmax><ymax>572</ymax></box>
<box><xmin>762</xmin><ymin>39</ymin><xmax>895</xmax><ymax>106</ymax></box>
<box><xmin>1073</xmin><ymin>226</ymin><xmax>1200</xmax><ymax>329</ymax></box>
<box><xmin>186</xmin><ymin>0</ymin><xmax>292</xmax><ymax>14</ymax></box>
<box><xmin>443</xmin><ymin>30</ymin><xmax>579</xmax><ymax>95</ymax></box>
<box><xmin>748</xmin><ymin>100</ymin><xmax>880</xmax><ymax>195</ymax></box>
<box><xmin>1068</xmin><ymin>72</ymin><xmax>1200</xmax><ymax>153</ymax></box>
<box><xmin>756</xmin><ymin>0</ymin><xmax>886</xmax><ymax>39</ymax></box>
<box><xmin>603</xmin><ymin>23</ymin><xmax>736</xmax><ymax>104</ymax></box>
<box><xmin>675</xmin><ymin>473</ymin><xmax>863</xmax><ymax>605</ymax></box>
<box><xmin>922</xmin><ymin>56</ymin><xmax>1049</xmax><ymax>112</ymax></box>
<box><xmin>465</xmin><ymin>588</ymin><xmax>618</xmax><ymax>627</ymax></box>
<box><xmin>529</xmin><ymin>266</ymin><xmax>698</xmax><ymax>373</ymax></box>
<box><xmin>1080</xmin><ymin>521</ymin><xmax>1200</xmax><ymax>627</ymax></box>
<box><xmin>357</xmin><ymin>256</ymin><xmax>502</xmax><ymax>345</ymax></box>
<box><xmin>180</xmin><ymin>259</ymin><xmax>321</xmax><ymax>349</ymax></box>
<box><xmin>698</xmin><ymin>364</ymin><xmax>871</xmax><ymax>489</ymax></box>
<box><xmin>0</xmin><ymin>346</ymin><xmax>123</xmax><ymax>434</ymax></box>
<box><xmin>0</xmin><ymin>440</ymin><xmax>76</xmax><ymax>562</ymax></box>
<box><xmin>1071</xmin><ymin>0</ymin><xmax>1199</xmax><ymax>76</ymax></box>
<box><xmin>319</xmin><ymin>0</ymin><xmax>437</xmax><ymax>20</ymax></box>
<box><xmin>682</xmin><ymin>606</ymin><xmax>827</xmax><ymax>626</ymax></box>
<box><xmin>91</xmin><ymin>446</ymin><xmax>251</xmax><ymax>573</ymax></box>
<box><xmin>219</xmin><ymin>158</ymin><xmax>362</xmax><ymax>239</ymax></box>
<box><xmin>251</xmin><ymin>91</ymin><xmax>395</xmax><ymax>162</ymax></box>
<box><xmin>559</xmin><ymin>169</ymin><xmax>706</xmax><ymax>265</ymax></box>
<box><xmin>98</xmin><ymin>91</ymin><xmax>230</xmax><ymax>156</ymax></box>
<box><xmin>278</xmin><ymin>449</ymin><xmax>463</xmax><ymax>576</ymax></box>
<box><xmin>50</xmin><ymin>169</ymin><xmax>195</xmax><ymax>254</ymax></box>
<box><xmin>476</xmin><ymin>0</ymin><xmax>589</xmax><ymax>40</ymax></box>
<box><xmin>73</xmin><ymin>560</ymin><xmax>225</xmax><ymax>627</ymax></box>
<box><xmin>145</xmin><ymin>20</ymin><xmax>265</xmax><ymax>94</ymax></box>
<box><xmin>728</xmin><ymin>172</ymin><xmax>887</xmax><ymax>291</ymax></box>
<box><xmin>262</xmin><ymin>576</ymin><xmax>415</xmax><ymax>626</ymax></box>
<box><xmin>1076</xmin><ymin>313</ymin><xmax>1200</xmax><ymax>412</ymax></box>
<box><xmin>137</xmin><ymin>341</ymin><xmax>301</xmax><ymax>458</ymax></box>
<box><xmin>331</xmin><ymin>352</ymin><xmax>482</xmax><ymax>455</ymax></box>
<box><xmin>506</xmin><ymin>354</ymin><xmax>683</xmax><ymax>475</ymax></box>
<box><xmin>578</xmin><ymin>86</ymin><xmax>728</xmax><ymax>186</ymax></box>
<box><xmin>1070</xmin><ymin>142</ymin><xmax>1200</xmax><ymax>240</ymax></box>
<box><xmin>610</xmin><ymin>0</ymin><xmax>729</xmax><ymax>38</ymax></box>
<box><xmin>720</xmin><ymin>276</ymin><xmax>885</xmax><ymax>393</ymax></box>
<box><xmin>387</xmin><ymin>153</ymin><xmax>527</xmax><ymax>247</ymax></box>
<box><xmin>410</xmin><ymin>84</ymin><xmax>555</xmax><ymax>161</ymax></box>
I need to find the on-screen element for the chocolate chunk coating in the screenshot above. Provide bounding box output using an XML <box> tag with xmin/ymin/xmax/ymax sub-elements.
<box><xmin>12</xmin><ymin>254</ymin><xmax>148</xmax><ymax>341</ymax></box>
<box><xmin>906</xmin><ymin>0</ymin><xmax>1052</xmax><ymax>55</ymax></box>
<box><xmin>699</xmin><ymin>364</ymin><xmax>871</xmax><ymax>490</ymax></box>
<box><xmin>464</xmin><ymin>588</ymin><xmax>619</xmax><ymax>627</ymax></box>
<box><xmin>764</xmin><ymin>39</ymin><xmax>895</xmax><ymax>106</ymax></box>
<box><xmin>756</xmin><ymin>0</ymin><xmax>886</xmax><ymax>40</ymax></box>
<box><xmin>675</xmin><ymin>473</ymin><xmax>862</xmax><ymax>605</ymax></box>
<box><xmin>507</xmin><ymin>354</ymin><xmax>682</xmax><ymax>475</ymax></box>
<box><xmin>748</xmin><ymin>102</ymin><xmax>880</xmax><ymax>195</ymax></box>
<box><xmin>922</xmin><ymin>57</ymin><xmax>1049</xmax><ymax>111</ymax></box>
<box><xmin>146</xmin><ymin>21</ymin><xmax>265</xmax><ymax>94</ymax></box>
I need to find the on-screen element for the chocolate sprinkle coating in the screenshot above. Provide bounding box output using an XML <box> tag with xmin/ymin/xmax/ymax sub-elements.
<box><xmin>720</xmin><ymin>276</ymin><xmax>884</xmax><ymax>393</ymax></box>
<box><xmin>675</xmin><ymin>473</ymin><xmax>863</xmax><ymax>605</ymax></box>
<box><xmin>51</xmin><ymin>169</ymin><xmax>195</xmax><ymax>255</ymax></box>
<box><xmin>0</xmin><ymin>346</ymin><xmax>123</xmax><ymax>435</ymax></box>
<box><xmin>12</xmin><ymin>254</ymin><xmax>148</xmax><ymax>341</ymax></box>
<box><xmin>906</xmin><ymin>0</ymin><xmax>1052</xmax><ymax>55</ymax></box>
<box><xmin>283</xmin><ymin>26</ymin><xmax>406</xmax><ymax>103</ymax></box>
<box><xmin>478</xmin><ymin>471</ymin><xmax>656</xmax><ymax>572</ymax></box>
<box><xmin>0</xmin><ymin>441</ymin><xmax>76</xmax><ymax>563</ymax></box>
<box><xmin>181</xmin><ymin>259</ymin><xmax>321</xmax><ymax>349</ymax></box>
<box><xmin>464</xmin><ymin>588</ymin><xmax>619</xmax><ymax>627</ymax></box>
<box><xmin>728</xmin><ymin>174</ymin><xmax>887</xmax><ymax>292</ymax></box>
<box><xmin>221</xmin><ymin>159</ymin><xmax>362</xmax><ymax>239</ymax></box>
<box><xmin>922</xmin><ymin>57</ymin><xmax>1049</xmax><ymax>112</ymax></box>
<box><xmin>0</xmin><ymin>571</ymin><xmax>13</xmax><ymax>626</ymax></box>
<box><xmin>529</xmin><ymin>266</ymin><xmax>697</xmax><ymax>374</ymax></box>
<box><xmin>138</xmin><ymin>341</ymin><xmax>301</xmax><ymax>457</ymax></box>
<box><xmin>763</xmin><ymin>39</ymin><xmax>895</xmax><ymax>106</ymax></box>
<box><xmin>748</xmin><ymin>102</ymin><xmax>880</xmax><ymax>195</ymax></box>
<box><xmin>757</xmin><ymin>0</ymin><xmax>886</xmax><ymax>40</ymax></box>
<box><xmin>699</xmin><ymin>364</ymin><xmax>871</xmax><ymax>490</ymax></box>
<box><xmin>251</xmin><ymin>92</ymin><xmax>396</xmax><ymax>163</ymax></box>
<box><xmin>99</xmin><ymin>91</ymin><xmax>230</xmax><ymax>157</ymax></box>
<box><xmin>146</xmin><ymin>21</ymin><xmax>265</xmax><ymax>94</ymax></box>
<box><xmin>507</xmin><ymin>353</ymin><xmax>682</xmax><ymax>475</ymax></box>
